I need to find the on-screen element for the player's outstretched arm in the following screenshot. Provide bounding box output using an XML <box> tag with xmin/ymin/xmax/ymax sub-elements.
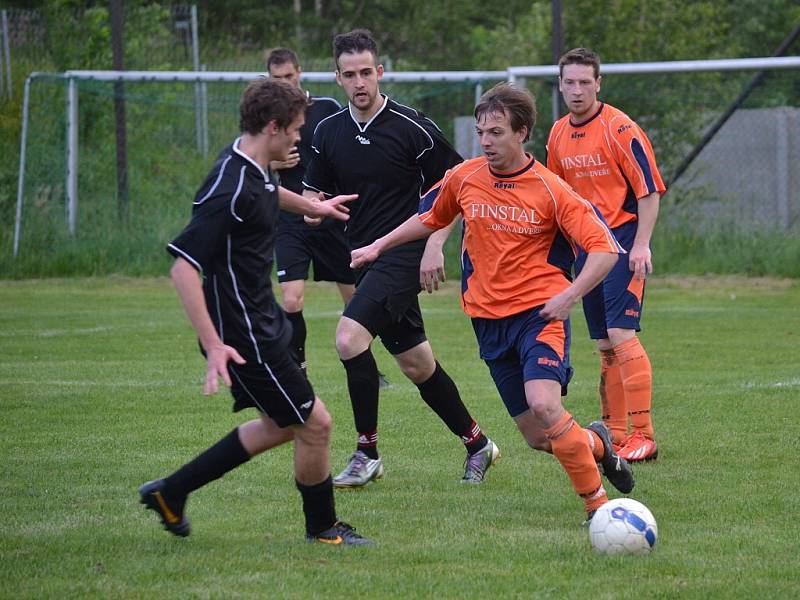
<box><xmin>278</xmin><ymin>187</ymin><xmax>356</xmax><ymax>222</ymax></box>
<box><xmin>171</xmin><ymin>258</ymin><xmax>246</xmax><ymax>395</ymax></box>
<box><xmin>351</xmin><ymin>214</ymin><xmax>438</xmax><ymax>269</ymax></box>
<box><xmin>540</xmin><ymin>252</ymin><xmax>617</xmax><ymax>321</ymax></box>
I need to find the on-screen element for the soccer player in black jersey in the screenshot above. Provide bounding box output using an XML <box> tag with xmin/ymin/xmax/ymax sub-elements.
<box><xmin>266</xmin><ymin>48</ymin><xmax>355</xmax><ymax>374</ymax></box>
<box><xmin>138</xmin><ymin>78</ymin><xmax>371</xmax><ymax>545</ymax></box>
<box><xmin>267</xmin><ymin>47</ymin><xmax>391</xmax><ymax>389</ymax></box>
<box><xmin>303</xmin><ymin>29</ymin><xmax>499</xmax><ymax>488</ymax></box>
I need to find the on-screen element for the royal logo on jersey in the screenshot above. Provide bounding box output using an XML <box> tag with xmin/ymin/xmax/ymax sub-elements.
<box><xmin>571</xmin><ymin>131</ymin><xmax>586</xmax><ymax>139</ymax></box>
<box><xmin>617</xmin><ymin>124</ymin><xmax>633</xmax><ymax>135</ymax></box>
<box><xmin>493</xmin><ymin>182</ymin><xmax>516</xmax><ymax>189</ymax></box>
<box><xmin>355</xmin><ymin>134</ymin><xmax>371</xmax><ymax>145</ymax></box>
<box><xmin>537</xmin><ymin>357</ymin><xmax>560</xmax><ymax>368</ymax></box>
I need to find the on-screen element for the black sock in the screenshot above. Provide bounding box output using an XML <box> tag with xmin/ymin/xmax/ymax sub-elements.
<box><xmin>286</xmin><ymin>310</ymin><xmax>307</xmax><ymax>371</ymax></box>
<box><xmin>356</xmin><ymin>430</ymin><xmax>379</xmax><ymax>460</ymax></box>
<box><xmin>417</xmin><ymin>361</ymin><xmax>487</xmax><ymax>453</ymax></box>
<box><xmin>296</xmin><ymin>476</ymin><xmax>337</xmax><ymax>536</ymax></box>
<box><xmin>342</xmin><ymin>349</ymin><xmax>380</xmax><ymax>455</ymax></box>
<box><xmin>164</xmin><ymin>428</ymin><xmax>251</xmax><ymax>503</ymax></box>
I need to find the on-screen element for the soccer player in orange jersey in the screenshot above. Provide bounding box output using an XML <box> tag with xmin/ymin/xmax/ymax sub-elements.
<box><xmin>351</xmin><ymin>83</ymin><xmax>634</xmax><ymax>523</ymax></box>
<box><xmin>546</xmin><ymin>48</ymin><xmax>665</xmax><ymax>462</ymax></box>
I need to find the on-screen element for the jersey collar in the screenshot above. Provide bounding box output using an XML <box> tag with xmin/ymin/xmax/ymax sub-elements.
<box><xmin>348</xmin><ymin>94</ymin><xmax>388</xmax><ymax>133</ymax></box>
<box><xmin>232</xmin><ymin>136</ymin><xmax>271</xmax><ymax>183</ymax></box>
<box><xmin>488</xmin><ymin>153</ymin><xmax>536</xmax><ymax>179</ymax></box>
<box><xmin>569</xmin><ymin>102</ymin><xmax>605</xmax><ymax>128</ymax></box>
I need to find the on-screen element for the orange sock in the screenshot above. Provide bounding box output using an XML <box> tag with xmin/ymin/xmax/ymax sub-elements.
<box><xmin>615</xmin><ymin>337</ymin><xmax>654</xmax><ymax>439</ymax></box>
<box><xmin>599</xmin><ymin>349</ymin><xmax>627</xmax><ymax>445</ymax></box>
<box><xmin>586</xmin><ymin>429</ymin><xmax>604</xmax><ymax>462</ymax></box>
<box><xmin>545</xmin><ymin>411</ymin><xmax>607</xmax><ymax>513</ymax></box>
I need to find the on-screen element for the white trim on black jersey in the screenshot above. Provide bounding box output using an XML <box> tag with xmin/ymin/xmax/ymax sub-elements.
<box><xmin>310</xmin><ymin>104</ymin><xmax>350</xmax><ymax>145</ymax></box>
<box><xmin>348</xmin><ymin>94</ymin><xmax>389</xmax><ymax>132</ymax></box>
<box><xmin>166</xmin><ymin>243</ymin><xmax>202</xmax><ymax>274</ymax></box>
<box><xmin>311</xmin><ymin>106</ymin><xmax>348</xmax><ymax>150</ymax></box>
<box><xmin>389</xmin><ymin>109</ymin><xmax>435</xmax><ymax>160</ymax></box>
<box><xmin>232</xmin><ymin>137</ymin><xmax>271</xmax><ymax>185</ymax></box>
<box><xmin>212</xmin><ymin>274</ymin><xmax>224</xmax><ymax>341</ymax></box>
<box><xmin>195</xmin><ymin>155</ymin><xmax>232</xmax><ymax>205</ymax></box>
<box><xmin>230</xmin><ymin>165</ymin><xmax>247</xmax><ymax>223</ymax></box>
<box><xmin>312</xmin><ymin>94</ymin><xmax>342</xmax><ymax>108</ymax></box>
<box><xmin>392</xmin><ymin>99</ymin><xmax>444</xmax><ymax>133</ymax></box>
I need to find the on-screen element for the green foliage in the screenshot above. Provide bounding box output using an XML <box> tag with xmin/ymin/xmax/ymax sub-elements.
<box><xmin>652</xmin><ymin>199</ymin><xmax>800</xmax><ymax>278</ymax></box>
<box><xmin>44</xmin><ymin>6</ymin><xmax>112</xmax><ymax>72</ymax></box>
<box><xmin>467</xmin><ymin>4</ymin><xmax>551</xmax><ymax>70</ymax></box>
<box><xmin>1</xmin><ymin>277</ymin><xmax>799</xmax><ymax>597</ymax></box>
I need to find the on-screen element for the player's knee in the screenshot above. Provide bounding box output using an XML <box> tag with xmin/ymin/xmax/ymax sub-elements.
<box><xmin>608</xmin><ymin>328</ymin><xmax>635</xmax><ymax>347</ymax></box>
<box><xmin>297</xmin><ymin>400</ymin><xmax>332</xmax><ymax>446</ymax></box>
<box><xmin>398</xmin><ymin>360</ymin><xmax>432</xmax><ymax>384</ymax></box>
<box><xmin>282</xmin><ymin>295</ymin><xmax>304</xmax><ymax>313</ymax></box>
<box><xmin>309</xmin><ymin>400</ymin><xmax>333</xmax><ymax>441</ymax></box>
<box><xmin>335</xmin><ymin>329</ymin><xmax>366</xmax><ymax>359</ymax></box>
<box><xmin>528</xmin><ymin>400</ymin><xmax>561</xmax><ymax>427</ymax></box>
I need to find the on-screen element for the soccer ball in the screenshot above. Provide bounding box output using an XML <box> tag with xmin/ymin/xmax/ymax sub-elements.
<box><xmin>588</xmin><ymin>498</ymin><xmax>658</xmax><ymax>555</ymax></box>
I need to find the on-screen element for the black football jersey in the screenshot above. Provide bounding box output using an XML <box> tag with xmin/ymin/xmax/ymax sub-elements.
<box><xmin>168</xmin><ymin>138</ymin><xmax>289</xmax><ymax>361</ymax></box>
<box><xmin>304</xmin><ymin>95</ymin><xmax>462</xmax><ymax>249</ymax></box>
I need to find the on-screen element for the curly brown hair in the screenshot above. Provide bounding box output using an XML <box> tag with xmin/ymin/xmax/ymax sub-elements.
<box><xmin>239</xmin><ymin>78</ymin><xmax>308</xmax><ymax>135</ymax></box>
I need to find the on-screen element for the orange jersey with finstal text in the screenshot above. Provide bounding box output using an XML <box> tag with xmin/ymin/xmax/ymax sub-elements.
<box><xmin>418</xmin><ymin>156</ymin><xmax>622</xmax><ymax>319</ymax></box>
<box><xmin>546</xmin><ymin>103</ymin><xmax>665</xmax><ymax>229</ymax></box>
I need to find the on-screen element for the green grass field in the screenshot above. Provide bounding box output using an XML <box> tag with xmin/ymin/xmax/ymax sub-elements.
<box><xmin>1</xmin><ymin>276</ymin><xmax>799</xmax><ymax>599</ymax></box>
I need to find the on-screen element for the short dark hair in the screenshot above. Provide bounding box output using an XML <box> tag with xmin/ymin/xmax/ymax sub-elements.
<box><xmin>333</xmin><ymin>29</ymin><xmax>379</xmax><ymax>69</ymax></box>
<box><xmin>239</xmin><ymin>78</ymin><xmax>308</xmax><ymax>135</ymax></box>
<box><xmin>558</xmin><ymin>47</ymin><xmax>601</xmax><ymax>79</ymax></box>
<box><xmin>266</xmin><ymin>47</ymin><xmax>299</xmax><ymax>71</ymax></box>
<box><xmin>474</xmin><ymin>83</ymin><xmax>536</xmax><ymax>142</ymax></box>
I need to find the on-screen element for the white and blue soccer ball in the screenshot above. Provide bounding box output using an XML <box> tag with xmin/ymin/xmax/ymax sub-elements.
<box><xmin>589</xmin><ymin>498</ymin><xmax>658</xmax><ymax>555</ymax></box>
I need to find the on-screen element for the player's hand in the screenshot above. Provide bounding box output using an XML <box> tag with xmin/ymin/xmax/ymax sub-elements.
<box><xmin>303</xmin><ymin>193</ymin><xmax>324</xmax><ymax>227</ymax></box>
<box><xmin>270</xmin><ymin>147</ymin><xmax>300</xmax><ymax>171</ymax></box>
<box><xmin>629</xmin><ymin>244</ymin><xmax>652</xmax><ymax>281</ymax></box>
<box><xmin>203</xmin><ymin>343</ymin><xmax>246</xmax><ymax>395</ymax></box>
<box><xmin>320</xmin><ymin>192</ymin><xmax>357</xmax><ymax>221</ymax></box>
<box><xmin>351</xmin><ymin>243</ymin><xmax>379</xmax><ymax>269</ymax></box>
<box><xmin>419</xmin><ymin>245</ymin><xmax>446</xmax><ymax>293</ymax></box>
<box><xmin>540</xmin><ymin>289</ymin><xmax>577</xmax><ymax>322</ymax></box>
<box><xmin>306</xmin><ymin>191</ymin><xmax>357</xmax><ymax>225</ymax></box>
